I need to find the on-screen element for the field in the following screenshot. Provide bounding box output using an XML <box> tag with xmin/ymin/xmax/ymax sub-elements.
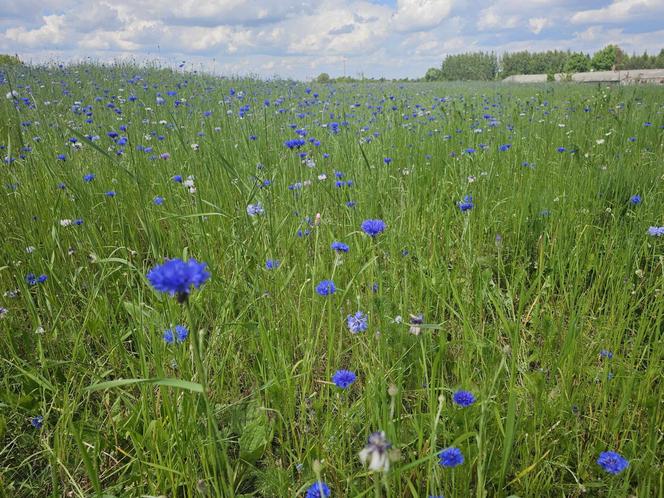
<box><xmin>0</xmin><ymin>65</ymin><xmax>663</xmax><ymax>497</ymax></box>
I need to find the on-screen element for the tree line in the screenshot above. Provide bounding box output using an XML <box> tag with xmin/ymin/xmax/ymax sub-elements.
<box><xmin>424</xmin><ymin>45</ymin><xmax>664</xmax><ymax>81</ymax></box>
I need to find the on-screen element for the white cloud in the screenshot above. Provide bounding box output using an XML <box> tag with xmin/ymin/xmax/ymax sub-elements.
<box><xmin>6</xmin><ymin>15</ymin><xmax>68</xmax><ymax>47</ymax></box>
<box><xmin>528</xmin><ymin>17</ymin><xmax>550</xmax><ymax>34</ymax></box>
<box><xmin>571</xmin><ymin>0</ymin><xmax>664</xmax><ymax>24</ymax></box>
<box><xmin>391</xmin><ymin>0</ymin><xmax>453</xmax><ymax>32</ymax></box>
<box><xmin>477</xmin><ymin>7</ymin><xmax>520</xmax><ymax>31</ymax></box>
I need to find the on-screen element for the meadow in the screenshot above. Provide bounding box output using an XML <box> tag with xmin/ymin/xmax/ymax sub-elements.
<box><xmin>0</xmin><ymin>64</ymin><xmax>663</xmax><ymax>497</ymax></box>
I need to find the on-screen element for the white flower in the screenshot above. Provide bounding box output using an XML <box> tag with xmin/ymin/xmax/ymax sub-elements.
<box><xmin>25</xmin><ymin>246</ymin><xmax>35</xmax><ymax>253</ymax></box>
<box><xmin>60</xmin><ymin>219</ymin><xmax>72</xmax><ymax>227</ymax></box>
<box><xmin>467</xmin><ymin>175</ymin><xmax>476</xmax><ymax>183</ymax></box>
<box><xmin>191</xmin><ymin>143</ymin><xmax>199</xmax><ymax>151</ymax></box>
<box><xmin>6</xmin><ymin>90</ymin><xmax>18</xmax><ymax>99</ymax></box>
<box><xmin>318</xmin><ymin>174</ymin><xmax>327</xmax><ymax>181</ymax></box>
<box><xmin>596</xmin><ymin>139</ymin><xmax>605</xmax><ymax>145</ymax></box>
<box><xmin>359</xmin><ymin>431</ymin><xmax>392</xmax><ymax>473</ymax></box>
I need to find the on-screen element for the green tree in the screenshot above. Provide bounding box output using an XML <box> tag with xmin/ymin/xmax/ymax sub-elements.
<box><xmin>315</xmin><ymin>72</ymin><xmax>330</xmax><ymax>83</ymax></box>
<box><xmin>424</xmin><ymin>67</ymin><xmax>442</xmax><ymax>81</ymax></box>
<box><xmin>591</xmin><ymin>45</ymin><xmax>622</xmax><ymax>71</ymax></box>
<box><xmin>564</xmin><ymin>52</ymin><xmax>591</xmax><ymax>73</ymax></box>
<box><xmin>0</xmin><ymin>54</ymin><xmax>22</xmax><ymax>66</ymax></box>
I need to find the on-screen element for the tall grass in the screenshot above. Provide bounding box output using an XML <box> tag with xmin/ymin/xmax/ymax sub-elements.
<box><xmin>0</xmin><ymin>63</ymin><xmax>662</xmax><ymax>497</ymax></box>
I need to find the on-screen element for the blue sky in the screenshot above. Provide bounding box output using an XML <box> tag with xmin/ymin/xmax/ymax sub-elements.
<box><xmin>1</xmin><ymin>0</ymin><xmax>662</xmax><ymax>79</ymax></box>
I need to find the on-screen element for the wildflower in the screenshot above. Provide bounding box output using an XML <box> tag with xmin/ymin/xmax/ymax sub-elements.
<box><xmin>316</xmin><ymin>280</ymin><xmax>336</xmax><ymax>296</ymax></box>
<box><xmin>457</xmin><ymin>195</ymin><xmax>474</xmax><ymax>212</ymax></box>
<box><xmin>359</xmin><ymin>431</ymin><xmax>392</xmax><ymax>472</ymax></box>
<box><xmin>630</xmin><ymin>194</ymin><xmax>641</xmax><ymax>205</ymax></box>
<box><xmin>153</xmin><ymin>196</ymin><xmax>164</xmax><ymax>205</ymax></box>
<box><xmin>31</xmin><ymin>415</ymin><xmax>44</xmax><ymax>429</ymax></box>
<box><xmin>37</xmin><ymin>274</ymin><xmax>47</xmax><ymax>284</ymax></box>
<box><xmin>105</xmin><ymin>191</ymin><xmax>116</xmax><ymax>197</ymax></box>
<box><xmin>361</xmin><ymin>219</ymin><xmax>386</xmax><ymax>237</ymax></box>
<box><xmin>384</xmin><ymin>157</ymin><xmax>392</xmax><ymax>164</ymax></box>
<box><xmin>331</xmin><ymin>241</ymin><xmax>349</xmax><ymax>253</ymax></box>
<box><xmin>647</xmin><ymin>226</ymin><xmax>664</xmax><ymax>237</ymax></box>
<box><xmin>597</xmin><ymin>451</ymin><xmax>629</xmax><ymax>475</ymax></box>
<box><xmin>452</xmin><ymin>390</ymin><xmax>476</xmax><ymax>407</ymax></box>
<box><xmin>163</xmin><ymin>325</ymin><xmax>188</xmax><ymax>344</ymax></box>
<box><xmin>147</xmin><ymin>258</ymin><xmax>210</xmax><ymax>302</ymax></box>
<box><xmin>600</xmin><ymin>349</ymin><xmax>613</xmax><ymax>359</ymax></box>
<box><xmin>332</xmin><ymin>370</ymin><xmax>356</xmax><ymax>388</ymax></box>
<box><xmin>409</xmin><ymin>313</ymin><xmax>423</xmax><ymax>335</ymax></box>
<box><xmin>438</xmin><ymin>447</ymin><xmax>464</xmax><ymax>468</ymax></box>
<box><xmin>26</xmin><ymin>273</ymin><xmax>37</xmax><ymax>286</ymax></box>
<box><xmin>172</xmin><ymin>175</ymin><xmax>183</xmax><ymax>183</ymax></box>
<box><xmin>247</xmin><ymin>203</ymin><xmax>264</xmax><ymax>216</ymax></box>
<box><xmin>265</xmin><ymin>259</ymin><xmax>280</xmax><ymax>270</ymax></box>
<box><xmin>347</xmin><ymin>311</ymin><xmax>368</xmax><ymax>334</ymax></box>
<box><xmin>83</xmin><ymin>173</ymin><xmax>95</xmax><ymax>182</ymax></box>
<box><xmin>305</xmin><ymin>481</ymin><xmax>330</xmax><ymax>498</ymax></box>
<box><xmin>0</xmin><ymin>307</ymin><xmax>7</xmax><ymax>318</ymax></box>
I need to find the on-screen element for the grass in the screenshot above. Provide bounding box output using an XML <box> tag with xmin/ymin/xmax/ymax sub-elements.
<box><xmin>0</xmin><ymin>63</ymin><xmax>663</xmax><ymax>497</ymax></box>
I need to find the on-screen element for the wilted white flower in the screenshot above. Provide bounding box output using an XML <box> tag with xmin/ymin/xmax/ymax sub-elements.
<box><xmin>190</xmin><ymin>143</ymin><xmax>199</xmax><ymax>151</ymax></box>
<box><xmin>359</xmin><ymin>431</ymin><xmax>392</xmax><ymax>472</ymax></box>
<box><xmin>467</xmin><ymin>175</ymin><xmax>476</xmax><ymax>183</ymax></box>
<box><xmin>25</xmin><ymin>246</ymin><xmax>35</xmax><ymax>253</ymax></box>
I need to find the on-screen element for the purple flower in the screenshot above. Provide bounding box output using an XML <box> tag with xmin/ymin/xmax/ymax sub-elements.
<box><xmin>316</xmin><ymin>280</ymin><xmax>336</xmax><ymax>296</ymax></box>
<box><xmin>347</xmin><ymin>311</ymin><xmax>368</xmax><ymax>334</ymax></box>
<box><xmin>163</xmin><ymin>325</ymin><xmax>188</xmax><ymax>344</ymax></box>
<box><xmin>439</xmin><ymin>447</ymin><xmax>464</xmax><ymax>468</ymax></box>
<box><xmin>147</xmin><ymin>258</ymin><xmax>210</xmax><ymax>302</ymax></box>
<box><xmin>647</xmin><ymin>226</ymin><xmax>664</xmax><ymax>237</ymax></box>
<box><xmin>597</xmin><ymin>451</ymin><xmax>629</xmax><ymax>475</ymax></box>
<box><xmin>452</xmin><ymin>390</ymin><xmax>476</xmax><ymax>407</ymax></box>
<box><xmin>332</xmin><ymin>369</ymin><xmax>356</xmax><ymax>388</ymax></box>
<box><xmin>361</xmin><ymin>219</ymin><xmax>386</xmax><ymax>237</ymax></box>
<box><xmin>331</xmin><ymin>241</ymin><xmax>349</xmax><ymax>253</ymax></box>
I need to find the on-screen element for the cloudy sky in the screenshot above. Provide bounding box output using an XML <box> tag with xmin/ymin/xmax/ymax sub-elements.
<box><xmin>1</xmin><ymin>0</ymin><xmax>663</xmax><ymax>79</ymax></box>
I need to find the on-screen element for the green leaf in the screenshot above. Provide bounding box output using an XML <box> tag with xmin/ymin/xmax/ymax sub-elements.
<box><xmin>86</xmin><ymin>378</ymin><xmax>203</xmax><ymax>393</ymax></box>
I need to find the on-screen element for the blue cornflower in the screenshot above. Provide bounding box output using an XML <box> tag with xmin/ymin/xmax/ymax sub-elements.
<box><xmin>332</xmin><ymin>369</ymin><xmax>356</xmax><ymax>388</ymax></box>
<box><xmin>457</xmin><ymin>195</ymin><xmax>474</xmax><ymax>212</ymax></box>
<box><xmin>37</xmin><ymin>274</ymin><xmax>47</xmax><ymax>284</ymax></box>
<box><xmin>74</xmin><ymin>218</ymin><xmax>84</xmax><ymax>225</ymax></box>
<box><xmin>600</xmin><ymin>349</ymin><xmax>613</xmax><ymax>359</ymax></box>
<box><xmin>347</xmin><ymin>311</ymin><xmax>368</xmax><ymax>334</ymax></box>
<box><xmin>31</xmin><ymin>415</ymin><xmax>44</xmax><ymax>429</ymax></box>
<box><xmin>147</xmin><ymin>258</ymin><xmax>210</xmax><ymax>302</ymax></box>
<box><xmin>647</xmin><ymin>226</ymin><xmax>664</xmax><ymax>237</ymax></box>
<box><xmin>438</xmin><ymin>447</ymin><xmax>464</xmax><ymax>468</ymax></box>
<box><xmin>316</xmin><ymin>280</ymin><xmax>336</xmax><ymax>296</ymax></box>
<box><xmin>163</xmin><ymin>325</ymin><xmax>188</xmax><ymax>344</ymax></box>
<box><xmin>26</xmin><ymin>273</ymin><xmax>37</xmax><ymax>286</ymax></box>
<box><xmin>630</xmin><ymin>194</ymin><xmax>641</xmax><ymax>205</ymax></box>
<box><xmin>597</xmin><ymin>451</ymin><xmax>629</xmax><ymax>475</ymax></box>
<box><xmin>153</xmin><ymin>196</ymin><xmax>164</xmax><ymax>205</ymax></box>
<box><xmin>384</xmin><ymin>157</ymin><xmax>392</xmax><ymax>164</ymax></box>
<box><xmin>265</xmin><ymin>259</ymin><xmax>280</xmax><ymax>270</ymax></box>
<box><xmin>499</xmin><ymin>143</ymin><xmax>511</xmax><ymax>152</ymax></box>
<box><xmin>331</xmin><ymin>241</ymin><xmax>349</xmax><ymax>253</ymax></box>
<box><xmin>305</xmin><ymin>481</ymin><xmax>330</xmax><ymax>498</ymax></box>
<box><xmin>105</xmin><ymin>191</ymin><xmax>116</xmax><ymax>197</ymax></box>
<box><xmin>452</xmin><ymin>390</ymin><xmax>476</xmax><ymax>407</ymax></box>
<box><xmin>172</xmin><ymin>175</ymin><xmax>183</xmax><ymax>183</ymax></box>
<box><xmin>57</xmin><ymin>154</ymin><xmax>66</xmax><ymax>161</ymax></box>
<box><xmin>83</xmin><ymin>173</ymin><xmax>95</xmax><ymax>182</ymax></box>
<box><xmin>361</xmin><ymin>219</ymin><xmax>386</xmax><ymax>237</ymax></box>
<box><xmin>557</xmin><ymin>146</ymin><xmax>566</xmax><ymax>153</ymax></box>
<box><xmin>247</xmin><ymin>203</ymin><xmax>264</xmax><ymax>216</ymax></box>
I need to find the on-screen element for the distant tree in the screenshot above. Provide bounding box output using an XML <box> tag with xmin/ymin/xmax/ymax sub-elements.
<box><xmin>657</xmin><ymin>49</ymin><xmax>664</xmax><ymax>68</ymax></box>
<box><xmin>440</xmin><ymin>52</ymin><xmax>497</xmax><ymax>81</ymax></box>
<box><xmin>564</xmin><ymin>52</ymin><xmax>591</xmax><ymax>73</ymax></box>
<box><xmin>316</xmin><ymin>72</ymin><xmax>331</xmax><ymax>83</ymax></box>
<box><xmin>591</xmin><ymin>45</ymin><xmax>622</xmax><ymax>71</ymax></box>
<box><xmin>0</xmin><ymin>54</ymin><xmax>22</xmax><ymax>66</ymax></box>
<box><xmin>424</xmin><ymin>67</ymin><xmax>442</xmax><ymax>81</ymax></box>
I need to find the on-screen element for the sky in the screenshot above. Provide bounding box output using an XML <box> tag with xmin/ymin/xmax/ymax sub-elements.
<box><xmin>1</xmin><ymin>0</ymin><xmax>663</xmax><ymax>80</ymax></box>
